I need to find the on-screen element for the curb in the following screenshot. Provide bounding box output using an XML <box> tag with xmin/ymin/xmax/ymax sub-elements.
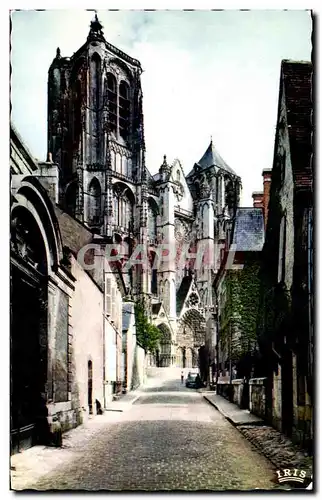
<box><xmin>203</xmin><ymin>395</ymin><xmax>264</xmax><ymax>427</ymax></box>
<box><xmin>203</xmin><ymin>395</ymin><xmax>313</xmax><ymax>476</ymax></box>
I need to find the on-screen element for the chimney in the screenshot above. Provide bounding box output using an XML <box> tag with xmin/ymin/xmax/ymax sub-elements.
<box><xmin>262</xmin><ymin>168</ymin><xmax>272</xmax><ymax>228</ymax></box>
<box><xmin>46</xmin><ymin>152</ymin><xmax>53</xmax><ymax>163</ymax></box>
<box><xmin>252</xmin><ymin>191</ymin><xmax>263</xmax><ymax>209</ymax></box>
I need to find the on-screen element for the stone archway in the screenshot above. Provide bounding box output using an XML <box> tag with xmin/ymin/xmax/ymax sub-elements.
<box><xmin>177</xmin><ymin>308</ymin><xmax>206</xmax><ymax>371</ymax></box>
<box><xmin>11</xmin><ymin>206</ymin><xmax>49</xmax><ymax>452</ymax></box>
<box><xmin>157</xmin><ymin>323</ymin><xmax>172</xmax><ymax>367</ymax></box>
<box><xmin>186</xmin><ymin>347</ymin><xmax>193</xmax><ymax>368</ymax></box>
<box><xmin>176</xmin><ymin>347</ymin><xmax>184</xmax><ymax>368</ymax></box>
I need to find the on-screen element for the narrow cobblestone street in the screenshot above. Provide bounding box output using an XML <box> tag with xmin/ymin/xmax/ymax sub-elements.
<box><xmin>12</xmin><ymin>371</ymin><xmax>277</xmax><ymax>491</ymax></box>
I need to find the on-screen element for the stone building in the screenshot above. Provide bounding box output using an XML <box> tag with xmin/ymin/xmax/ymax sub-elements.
<box><xmin>46</xmin><ymin>14</ymin><xmax>242</xmax><ymax>369</ymax></box>
<box><xmin>10</xmin><ymin>125</ymin><xmax>124</xmax><ymax>452</ymax></box>
<box><xmin>257</xmin><ymin>60</ymin><xmax>313</xmax><ymax>450</ymax></box>
<box><xmin>214</xmin><ymin>206</ymin><xmax>265</xmax><ymax>388</ymax></box>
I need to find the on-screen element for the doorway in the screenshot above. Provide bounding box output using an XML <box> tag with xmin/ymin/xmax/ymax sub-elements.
<box><xmin>88</xmin><ymin>360</ymin><xmax>93</xmax><ymax>414</ymax></box>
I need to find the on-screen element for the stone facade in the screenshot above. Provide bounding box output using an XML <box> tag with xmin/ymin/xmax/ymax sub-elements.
<box><xmin>10</xmin><ymin>125</ymin><xmax>125</xmax><ymax>452</ymax></box>
<box><xmin>257</xmin><ymin>60</ymin><xmax>313</xmax><ymax>450</ymax></box>
<box><xmin>45</xmin><ymin>15</ymin><xmax>242</xmax><ymax>371</ymax></box>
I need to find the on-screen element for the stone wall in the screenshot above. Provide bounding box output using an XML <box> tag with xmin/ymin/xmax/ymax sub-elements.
<box><xmin>272</xmin><ymin>366</ymin><xmax>282</xmax><ymax>431</ymax></box>
<box><xmin>232</xmin><ymin>379</ymin><xmax>244</xmax><ymax>407</ymax></box>
<box><xmin>249</xmin><ymin>377</ymin><xmax>267</xmax><ymax>420</ymax></box>
<box><xmin>70</xmin><ymin>255</ymin><xmax>104</xmax><ymax>421</ymax></box>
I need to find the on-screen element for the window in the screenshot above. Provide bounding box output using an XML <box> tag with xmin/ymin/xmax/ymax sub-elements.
<box><xmin>106</xmin><ymin>73</ymin><xmax>117</xmax><ymax>133</ymax></box>
<box><xmin>88</xmin><ymin>177</ymin><xmax>101</xmax><ymax>224</ymax></box>
<box><xmin>176</xmin><ymin>170</ymin><xmax>180</xmax><ymax>182</ymax></box>
<box><xmin>90</xmin><ymin>54</ymin><xmax>101</xmax><ymax>161</ymax></box>
<box><xmin>147</xmin><ymin>204</ymin><xmax>157</xmax><ymax>241</ymax></box>
<box><xmin>278</xmin><ymin>215</ymin><xmax>286</xmax><ymax>283</ymax></box>
<box><xmin>113</xmin><ymin>191</ymin><xmax>133</xmax><ymax>229</ymax></box>
<box><xmin>119</xmin><ymin>81</ymin><xmax>130</xmax><ymax>139</ymax></box>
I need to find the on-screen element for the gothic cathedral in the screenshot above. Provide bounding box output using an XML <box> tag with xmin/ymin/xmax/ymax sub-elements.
<box><xmin>47</xmin><ymin>15</ymin><xmax>242</xmax><ymax>369</ymax></box>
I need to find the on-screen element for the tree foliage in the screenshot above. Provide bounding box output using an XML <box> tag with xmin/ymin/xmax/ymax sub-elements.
<box><xmin>134</xmin><ymin>301</ymin><xmax>161</xmax><ymax>353</ymax></box>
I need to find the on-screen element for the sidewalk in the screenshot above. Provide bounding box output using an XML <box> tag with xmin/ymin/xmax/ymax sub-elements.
<box><xmin>11</xmin><ymin>388</ymin><xmax>143</xmax><ymax>490</ymax></box>
<box><xmin>203</xmin><ymin>392</ymin><xmax>313</xmax><ymax>475</ymax></box>
<box><xmin>203</xmin><ymin>393</ymin><xmax>264</xmax><ymax>426</ymax></box>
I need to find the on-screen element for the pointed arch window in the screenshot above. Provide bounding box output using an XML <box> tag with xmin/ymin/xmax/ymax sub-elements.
<box><xmin>106</xmin><ymin>72</ymin><xmax>117</xmax><ymax>133</ymax></box>
<box><xmin>88</xmin><ymin>178</ymin><xmax>101</xmax><ymax>224</ymax></box>
<box><xmin>113</xmin><ymin>190</ymin><xmax>133</xmax><ymax>230</ymax></box>
<box><xmin>90</xmin><ymin>54</ymin><xmax>101</xmax><ymax>162</ymax></box>
<box><xmin>147</xmin><ymin>203</ymin><xmax>158</xmax><ymax>242</ymax></box>
<box><xmin>119</xmin><ymin>81</ymin><xmax>130</xmax><ymax>139</ymax></box>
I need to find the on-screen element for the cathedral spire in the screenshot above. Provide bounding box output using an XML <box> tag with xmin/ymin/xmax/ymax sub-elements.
<box><xmin>87</xmin><ymin>12</ymin><xmax>105</xmax><ymax>42</ymax></box>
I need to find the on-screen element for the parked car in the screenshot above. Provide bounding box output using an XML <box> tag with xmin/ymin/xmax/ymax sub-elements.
<box><xmin>185</xmin><ymin>372</ymin><xmax>200</xmax><ymax>388</ymax></box>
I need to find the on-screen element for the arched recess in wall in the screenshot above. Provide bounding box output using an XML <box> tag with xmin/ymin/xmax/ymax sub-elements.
<box><xmin>87</xmin><ymin>177</ymin><xmax>101</xmax><ymax>225</ymax></box>
<box><xmin>65</xmin><ymin>182</ymin><xmax>78</xmax><ymax>218</ymax></box>
<box><xmin>105</xmin><ymin>72</ymin><xmax>117</xmax><ymax>134</ymax></box>
<box><xmin>119</xmin><ymin>80</ymin><xmax>130</xmax><ymax>140</ymax></box>
<box><xmin>159</xmin><ymin>279</ymin><xmax>164</xmax><ymax>297</ymax></box>
<box><xmin>180</xmin><ymin>308</ymin><xmax>206</xmax><ymax>348</ymax></box>
<box><xmin>148</xmin><ymin>250</ymin><xmax>158</xmax><ymax>295</ymax></box>
<box><xmin>115</xmin><ymin>153</ymin><xmax>121</xmax><ymax>174</ymax></box>
<box><xmin>10</xmin><ymin>175</ymin><xmax>64</xmax><ymax>449</ymax></box>
<box><xmin>163</xmin><ymin>279</ymin><xmax>170</xmax><ymax>314</ymax></box>
<box><xmin>90</xmin><ymin>53</ymin><xmax>101</xmax><ymax>162</ymax></box>
<box><xmin>176</xmin><ymin>346</ymin><xmax>184</xmax><ymax>368</ymax></box>
<box><xmin>186</xmin><ymin>347</ymin><xmax>193</xmax><ymax>368</ymax></box>
<box><xmin>113</xmin><ymin>183</ymin><xmax>135</xmax><ymax>231</ymax></box>
<box><xmin>157</xmin><ymin>323</ymin><xmax>172</xmax><ymax>367</ymax></box>
<box><xmin>147</xmin><ymin>197</ymin><xmax>159</xmax><ymax>243</ymax></box>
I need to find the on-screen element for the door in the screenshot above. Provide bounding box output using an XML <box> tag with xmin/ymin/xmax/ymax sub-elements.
<box><xmin>88</xmin><ymin>360</ymin><xmax>93</xmax><ymax>414</ymax></box>
<box><xmin>11</xmin><ymin>266</ymin><xmax>42</xmax><ymax>452</ymax></box>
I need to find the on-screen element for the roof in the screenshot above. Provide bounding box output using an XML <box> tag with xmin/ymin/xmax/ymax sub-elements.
<box><xmin>232</xmin><ymin>208</ymin><xmax>265</xmax><ymax>252</ymax></box>
<box><xmin>281</xmin><ymin>60</ymin><xmax>313</xmax><ymax>189</ymax></box>
<box><xmin>187</xmin><ymin>140</ymin><xmax>238</xmax><ymax>177</ymax></box>
<box><xmin>176</xmin><ymin>275</ymin><xmax>192</xmax><ymax>314</ymax></box>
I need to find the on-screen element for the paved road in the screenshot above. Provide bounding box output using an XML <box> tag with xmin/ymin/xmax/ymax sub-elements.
<box><xmin>21</xmin><ymin>374</ymin><xmax>277</xmax><ymax>491</ymax></box>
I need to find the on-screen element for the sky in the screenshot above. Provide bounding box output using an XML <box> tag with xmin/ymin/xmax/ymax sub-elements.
<box><xmin>10</xmin><ymin>9</ymin><xmax>312</xmax><ymax>205</ymax></box>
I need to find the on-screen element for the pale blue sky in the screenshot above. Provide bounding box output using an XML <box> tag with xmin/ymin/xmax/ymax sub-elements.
<box><xmin>11</xmin><ymin>9</ymin><xmax>312</xmax><ymax>205</ymax></box>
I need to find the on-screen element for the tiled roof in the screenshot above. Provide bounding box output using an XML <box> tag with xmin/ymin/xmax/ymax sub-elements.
<box><xmin>187</xmin><ymin>140</ymin><xmax>238</xmax><ymax>178</ymax></box>
<box><xmin>282</xmin><ymin>60</ymin><xmax>313</xmax><ymax>190</ymax></box>
<box><xmin>176</xmin><ymin>275</ymin><xmax>192</xmax><ymax>314</ymax></box>
<box><xmin>232</xmin><ymin>208</ymin><xmax>264</xmax><ymax>252</ymax></box>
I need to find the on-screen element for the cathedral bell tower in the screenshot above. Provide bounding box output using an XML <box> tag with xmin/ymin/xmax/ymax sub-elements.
<box><xmin>47</xmin><ymin>14</ymin><xmax>145</xmax><ymax>238</ymax></box>
<box><xmin>186</xmin><ymin>139</ymin><xmax>242</xmax><ymax>307</ymax></box>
